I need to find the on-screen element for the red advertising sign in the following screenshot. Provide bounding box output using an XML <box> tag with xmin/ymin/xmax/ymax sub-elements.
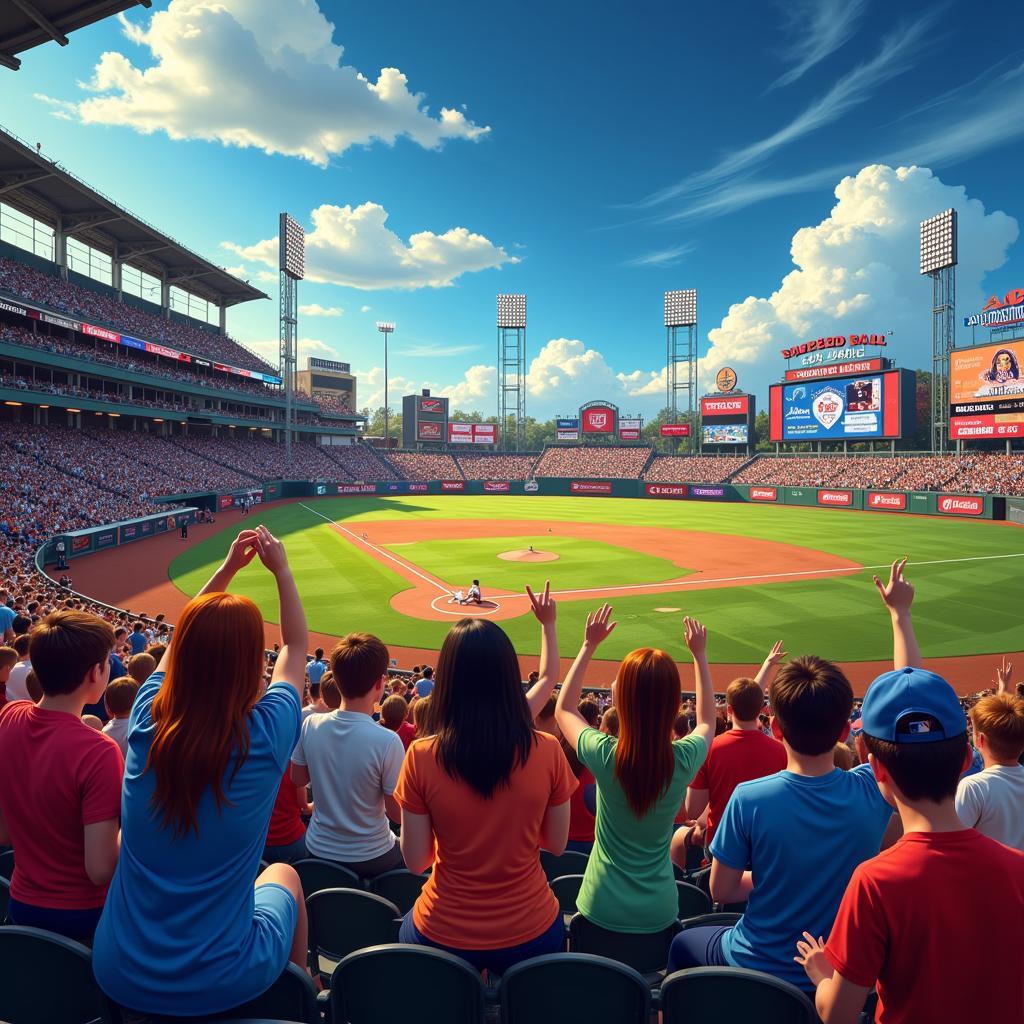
<box><xmin>417</xmin><ymin>421</ymin><xmax>443</xmax><ymax>440</ymax></box>
<box><xmin>817</xmin><ymin>490</ymin><xmax>853</xmax><ymax>507</ymax></box>
<box><xmin>447</xmin><ymin>423</ymin><xmax>498</xmax><ymax>444</ymax></box>
<box><xmin>644</xmin><ymin>483</ymin><xmax>688</xmax><ymax>498</ymax></box>
<box><xmin>619</xmin><ymin>428</ymin><xmax>641</xmax><ymax>441</ymax></box>
<box><xmin>660</xmin><ymin>423</ymin><xmax>691</xmax><ymax>437</ymax></box>
<box><xmin>336</xmin><ymin>483</ymin><xmax>376</xmax><ymax>494</ymax></box>
<box><xmin>72</xmin><ymin>534</ymin><xmax>91</xmax><ymax>552</ymax></box>
<box><xmin>82</xmin><ymin>323</ymin><xmax>120</xmax><ymax>343</ymax></box>
<box><xmin>784</xmin><ymin>359</ymin><xmax>884</xmax><ymax>382</ymax></box>
<box><xmin>218</xmin><ymin>494</ymin><xmax>234</xmax><ymax>510</ymax></box>
<box><xmin>483</xmin><ymin>481</ymin><xmax>510</xmax><ymax>493</ymax></box>
<box><xmin>419</xmin><ymin>397</ymin><xmax>445</xmax><ymax>414</ymax></box>
<box><xmin>949</xmin><ymin>415</ymin><xmax>1024</xmax><ymax>439</ymax></box>
<box><xmin>937</xmin><ymin>495</ymin><xmax>984</xmax><ymax>516</ymax></box>
<box><xmin>581</xmin><ymin>405</ymin><xmax>616</xmax><ymax>433</ymax></box>
<box><xmin>749</xmin><ymin>487</ymin><xmax>777</xmax><ymax>502</ymax></box>
<box><xmin>441</xmin><ymin>480</ymin><xmax>465</xmax><ymax>492</ymax></box>
<box><xmin>474</xmin><ymin>423</ymin><xmax>496</xmax><ymax>440</ymax></box>
<box><xmin>866</xmin><ymin>492</ymin><xmax>907</xmax><ymax>511</ymax></box>
<box><xmin>782</xmin><ymin>334</ymin><xmax>888</xmax><ymax>360</ymax></box>
<box><xmin>700</xmin><ymin>395</ymin><xmax>749</xmax><ymax>416</ymax></box>
<box><xmin>571</xmin><ymin>481</ymin><xmax>613</xmax><ymax>495</ymax></box>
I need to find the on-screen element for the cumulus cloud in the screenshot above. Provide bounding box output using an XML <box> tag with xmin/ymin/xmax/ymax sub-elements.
<box><xmin>244</xmin><ymin>335</ymin><xmax>343</xmax><ymax>367</ymax></box>
<box><xmin>299</xmin><ymin>303</ymin><xmax>343</xmax><ymax>317</ymax></box>
<box><xmin>224</xmin><ymin>202</ymin><xmax>515</xmax><ymax>290</ymax></box>
<box><xmin>438</xmin><ymin>364</ymin><xmax>496</xmax><ymax>409</ymax></box>
<box><xmin>40</xmin><ymin>0</ymin><xmax>488</xmax><ymax>165</ymax></box>
<box><xmin>354</xmin><ymin>364</ymin><xmax>428</xmax><ymax>412</ymax></box>
<box><xmin>360</xmin><ymin>305</ymin><xmax>372</xmax><ymax>313</ymax></box>
<box><xmin>700</xmin><ymin>165</ymin><xmax>1019</xmax><ymax>390</ymax></box>
<box><xmin>527</xmin><ymin>339</ymin><xmax>630</xmax><ymax>408</ymax></box>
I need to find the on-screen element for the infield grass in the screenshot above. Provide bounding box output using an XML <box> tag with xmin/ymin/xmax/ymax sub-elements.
<box><xmin>168</xmin><ymin>496</ymin><xmax>1024</xmax><ymax>666</ymax></box>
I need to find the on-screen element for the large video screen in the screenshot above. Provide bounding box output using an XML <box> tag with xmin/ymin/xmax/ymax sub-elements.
<box><xmin>703</xmin><ymin>423</ymin><xmax>748</xmax><ymax>445</ymax></box>
<box><xmin>773</xmin><ymin>373</ymin><xmax>900</xmax><ymax>440</ymax></box>
<box><xmin>949</xmin><ymin>338</ymin><xmax>1024</xmax><ymax>438</ymax></box>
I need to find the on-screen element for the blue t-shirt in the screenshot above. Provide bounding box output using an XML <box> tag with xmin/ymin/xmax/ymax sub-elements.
<box><xmin>92</xmin><ymin>672</ymin><xmax>302</xmax><ymax>1015</ymax></box>
<box><xmin>128</xmin><ymin>631</ymin><xmax>148</xmax><ymax>655</ymax></box>
<box><xmin>415</xmin><ymin>678</ymin><xmax>434</xmax><ymax>698</ymax></box>
<box><xmin>710</xmin><ymin>764</ymin><xmax>893</xmax><ymax>991</ymax></box>
<box><xmin>0</xmin><ymin>605</ymin><xmax>14</xmax><ymax>636</ymax></box>
<box><xmin>306</xmin><ymin>659</ymin><xmax>328</xmax><ymax>687</ymax></box>
<box><xmin>109</xmin><ymin>653</ymin><xmax>127</xmax><ymax>680</ymax></box>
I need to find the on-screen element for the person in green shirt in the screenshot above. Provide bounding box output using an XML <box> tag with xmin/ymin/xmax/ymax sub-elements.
<box><xmin>551</xmin><ymin>602</ymin><xmax>716</xmax><ymax>937</ymax></box>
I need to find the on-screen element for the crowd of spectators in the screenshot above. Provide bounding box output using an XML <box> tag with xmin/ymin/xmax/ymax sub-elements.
<box><xmin>644</xmin><ymin>455</ymin><xmax>748</xmax><ymax>483</ymax></box>
<box><xmin>168</xmin><ymin>435</ymin><xmax>344</xmax><ymax>484</ymax></box>
<box><xmin>0</xmin><ymin>257</ymin><xmax>274</xmax><ymax>375</ymax></box>
<box><xmin>323</xmin><ymin>444</ymin><xmax>398</xmax><ymax>482</ymax></box>
<box><xmin>533</xmin><ymin>445</ymin><xmax>654</xmax><ymax>479</ymax></box>
<box><xmin>384</xmin><ymin>450</ymin><xmax>463</xmax><ymax>481</ymax></box>
<box><xmin>455</xmin><ymin>453</ymin><xmax>540</xmax><ymax>480</ymax></box>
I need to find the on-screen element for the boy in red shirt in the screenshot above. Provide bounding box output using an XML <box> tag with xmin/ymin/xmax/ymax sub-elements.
<box><xmin>0</xmin><ymin>611</ymin><xmax>123</xmax><ymax>942</ymax></box>
<box><xmin>796</xmin><ymin>627</ymin><xmax>1024</xmax><ymax>1021</ymax></box>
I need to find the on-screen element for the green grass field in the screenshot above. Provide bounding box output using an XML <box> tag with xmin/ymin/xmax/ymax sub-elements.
<box><xmin>168</xmin><ymin>496</ymin><xmax>1024</xmax><ymax>664</ymax></box>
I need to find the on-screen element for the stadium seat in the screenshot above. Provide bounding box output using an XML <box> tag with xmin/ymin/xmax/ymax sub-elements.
<box><xmin>215</xmin><ymin>963</ymin><xmax>320</xmax><ymax>1024</ymax></box>
<box><xmin>676</xmin><ymin>881</ymin><xmax>713</xmax><ymax>920</ymax></box>
<box><xmin>0</xmin><ymin>925</ymin><xmax>115</xmax><ymax>1024</ymax></box>
<box><xmin>293</xmin><ymin>858</ymin><xmax>361</xmax><ymax>897</ymax></box>
<box><xmin>660</xmin><ymin>966</ymin><xmax>817</xmax><ymax>1023</ymax></box>
<box><xmin>549</xmin><ymin>874</ymin><xmax>584</xmax><ymax>921</ymax></box>
<box><xmin>0</xmin><ymin>876</ymin><xmax>8</xmax><ymax>924</ymax></box>
<box><xmin>567</xmin><ymin>913</ymin><xmax>680</xmax><ymax>982</ymax></box>
<box><xmin>0</xmin><ymin>847</ymin><xmax>14</xmax><ymax>881</ymax></box>
<box><xmin>499</xmin><ymin>952</ymin><xmax>650</xmax><ymax>1024</ymax></box>
<box><xmin>539</xmin><ymin>849</ymin><xmax>589</xmax><ymax>882</ymax></box>
<box><xmin>306</xmin><ymin>889</ymin><xmax>401</xmax><ymax>986</ymax></box>
<box><xmin>676</xmin><ymin>912</ymin><xmax>743</xmax><ymax>932</ymax></box>
<box><xmin>367</xmin><ymin>869</ymin><xmax>428</xmax><ymax>914</ymax></box>
<box><xmin>329</xmin><ymin>944</ymin><xmax>485</xmax><ymax>1024</ymax></box>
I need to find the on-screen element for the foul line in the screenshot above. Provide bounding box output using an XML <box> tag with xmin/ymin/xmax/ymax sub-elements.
<box><xmin>298</xmin><ymin>503</ymin><xmax>452</xmax><ymax>596</ymax></box>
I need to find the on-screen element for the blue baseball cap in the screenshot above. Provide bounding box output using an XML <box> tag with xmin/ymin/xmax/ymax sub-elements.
<box><xmin>861</xmin><ymin>667</ymin><xmax>967</xmax><ymax>744</ymax></box>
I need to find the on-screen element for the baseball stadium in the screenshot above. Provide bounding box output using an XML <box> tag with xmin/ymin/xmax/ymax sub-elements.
<box><xmin>1</xmin><ymin>3</ymin><xmax>1023</xmax><ymax>1023</ymax></box>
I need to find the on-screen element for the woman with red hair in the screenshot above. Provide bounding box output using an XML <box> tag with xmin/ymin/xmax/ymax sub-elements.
<box><xmin>92</xmin><ymin>525</ymin><xmax>309</xmax><ymax>1018</ymax></box>
<box><xmin>554</xmin><ymin>600</ymin><xmax>716</xmax><ymax>944</ymax></box>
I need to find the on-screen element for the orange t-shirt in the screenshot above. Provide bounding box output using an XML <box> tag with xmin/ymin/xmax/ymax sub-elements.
<box><xmin>394</xmin><ymin>731</ymin><xmax>577</xmax><ymax>950</ymax></box>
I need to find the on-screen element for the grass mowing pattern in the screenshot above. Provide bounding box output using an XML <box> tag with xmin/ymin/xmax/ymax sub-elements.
<box><xmin>168</xmin><ymin>496</ymin><xmax>1024</xmax><ymax>665</ymax></box>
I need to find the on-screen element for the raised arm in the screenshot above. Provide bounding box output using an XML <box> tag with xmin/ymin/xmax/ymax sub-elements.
<box><xmin>554</xmin><ymin>604</ymin><xmax>617</xmax><ymax>752</ymax></box>
<box><xmin>524</xmin><ymin>581</ymin><xmax>559</xmax><ymax>719</ymax></box>
<box><xmin>873</xmin><ymin>558</ymin><xmax>920</xmax><ymax>669</ymax></box>
<box><xmin>994</xmin><ymin>657</ymin><xmax>1013</xmax><ymax>695</ymax></box>
<box><xmin>754</xmin><ymin>640</ymin><xmax>787</xmax><ymax>692</ymax></box>
<box><xmin>684</xmin><ymin>617</ymin><xmax>716</xmax><ymax>744</ymax></box>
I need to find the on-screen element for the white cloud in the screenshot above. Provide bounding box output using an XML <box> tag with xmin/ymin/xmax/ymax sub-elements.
<box><xmin>770</xmin><ymin>0</ymin><xmax>868</xmax><ymax>90</ymax></box>
<box><xmin>360</xmin><ymin>305</ymin><xmax>372</xmax><ymax>313</ymax></box>
<box><xmin>438</xmin><ymin>364</ymin><xmax>496</xmax><ymax>410</ymax></box>
<box><xmin>622</xmin><ymin>242</ymin><xmax>695</xmax><ymax>268</ymax></box>
<box><xmin>700</xmin><ymin>165</ymin><xmax>1019</xmax><ymax>391</ymax></box>
<box><xmin>243</xmin><ymin>335</ymin><xmax>347</xmax><ymax>368</ymax></box>
<box><xmin>353</xmin><ymin>364</ymin><xmax>434</xmax><ymax>411</ymax></box>
<box><xmin>41</xmin><ymin>0</ymin><xmax>488</xmax><ymax>166</ymax></box>
<box><xmin>299</xmin><ymin>303</ymin><xmax>343</xmax><ymax>317</ymax></box>
<box><xmin>224</xmin><ymin>201</ymin><xmax>515</xmax><ymax>290</ymax></box>
<box><xmin>398</xmin><ymin>342</ymin><xmax>481</xmax><ymax>358</ymax></box>
<box><xmin>527</xmin><ymin>339</ymin><xmax>628</xmax><ymax>409</ymax></box>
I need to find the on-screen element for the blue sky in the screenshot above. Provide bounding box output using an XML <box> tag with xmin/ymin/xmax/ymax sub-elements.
<box><xmin>2</xmin><ymin>0</ymin><xmax>1023</xmax><ymax>417</ymax></box>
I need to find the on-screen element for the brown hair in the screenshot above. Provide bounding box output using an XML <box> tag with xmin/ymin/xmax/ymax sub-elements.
<box><xmin>971</xmin><ymin>694</ymin><xmax>1024</xmax><ymax>762</ymax></box>
<box><xmin>863</xmin><ymin>728</ymin><xmax>968</xmax><ymax>803</ymax></box>
<box><xmin>833</xmin><ymin>742</ymin><xmax>855</xmax><ymax>771</ymax></box>
<box><xmin>147</xmin><ymin>644</ymin><xmax>167</xmax><ymax>663</ymax></box>
<box><xmin>29</xmin><ymin>611</ymin><xmax>114</xmax><ymax>697</ymax></box>
<box><xmin>25</xmin><ymin>670</ymin><xmax>42</xmax><ymax>703</ymax></box>
<box><xmin>412</xmin><ymin>695</ymin><xmax>432</xmax><ymax>736</ymax></box>
<box><xmin>601</xmin><ymin>707</ymin><xmax>619</xmax><ymax>737</ymax></box>
<box><xmin>769</xmin><ymin>655</ymin><xmax>853</xmax><ymax>755</ymax></box>
<box><xmin>105</xmin><ymin>676</ymin><xmax>140</xmax><ymax>717</ymax></box>
<box><xmin>146</xmin><ymin>593</ymin><xmax>264</xmax><ymax>837</ymax></box>
<box><xmin>330</xmin><ymin>633</ymin><xmax>388</xmax><ymax>700</ymax></box>
<box><xmin>673</xmin><ymin>711</ymin><xmax>690</xmax><ymax>739</ymax></box>
<box><xmin>321</xmin><ymin>673</ymin><xmax>341</xmax><ymax>710</ymax></box>
<box><xmin>613</xmin><ymin>648</ymin><xmax>680</xmax><ymax>817</ymax></box>
<box><xmin>727</xmin><ymin>677</ymin><xmax>765</xmax><ymax>722</ymax></box>
<box><xmin>380</xmin><ymin>694</ymin><xmax>408</xmax><ymax>730</ymax></box>
<box><xmin>127</xmin><ymin>652</ymin><xmax>156</xmax><ymax>685</ymax></box>
<box><xmin>578</xmin><ymin>698</ymin><xmax>601</xmax><ymax>727</ymax></box>
<box><xmin>0</xmin><ymin>647</ymin><xmax>17</xmax><ymax>671</ymax></box>
<box><xmin>12</xmin><ymin>635</ymin><xmax>30</xmax><ymax>657</ymax></box>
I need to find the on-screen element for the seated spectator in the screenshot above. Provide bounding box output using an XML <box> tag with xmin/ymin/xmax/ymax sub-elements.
<box><xmin>599</xmin><ymin>706</ymin><xmax>619</xmax><ymax>737</ymax></box>
<box><xmin>128</xmin><ymin>621</ymin><xmax>148</xmax><ymax>656</ymax></box>
<box><xmin>127</xmin><ymin>652</ymin><xmax>156</xmax><ymax>685</ymax></box>
<box><xmin>415</xmin><ymin>666</ymin><xmax>434</xmax><ymax>698</ymax></box>
<box><xmin>5</xmin><ymin>636</ymin><xmax>31</xmax><ymax>702</ymax></box>
<box><xmin>395</xmin><ymin>608</ymin><xmax>575</xmax><ymax>974</ymax></box>
<box><xmin>562</xmin><ymin>730</ymin><xmax>596</xmax><ymax>855</ymax></box>
<box><xmin>0</xmin><ymin>611</ymin><xmax>122</xmax><ymax>942</ymax></box>
<box><xmin>302</xmin><ymin>676</ymin><xmax>329</xmax><ymax>719</ymax></box>
<box><xmin>290</xmin><ymin>633</ymin><xmax>406</xmax><ymax>879</ymax></box>
<box><xmin>553</xmin><ymin>603</ymin><xmax>713</xmax><ymax>943</ymax></box>
<box><xmin>955</xmin><ymin>664</ymin><xmax>1024</xmax><ymax>850</ymax></box>
<box><xmin>92</xmin><ymin>527</ymin><xmax>308</xmax><ymax>1017</ymax></box>
<box><xmin>380</xmin><ymin>694</ymin><xmax>416</xmax><ymax>749</ymax></box>
<box><xmin>797</xmin><ymin>652</ymin><xmax>1024</xmax><ymax>1022</ymax></box>
<box><xmin>412</xmin><ymin>695</ymin><xmax>432</xmax><ymax>738</ymax></box>
<box><xmin>263</xmin><ymin>772</ymin><xmax>311</xmax><ymax>866</ymax></box>
<box><xmin>578</xmin><ymin>698</ymin><xmax>601</xmax><ymax>729</ymax></box>
<box><xmin>0</xmin><ymin>645</ymin><xmax>16</xmax><ymax>705</ymax></box>
<box><xmin>101</xmin><ymin>676</ymin><xmax>140</xmax><ymax>757</ymax></box>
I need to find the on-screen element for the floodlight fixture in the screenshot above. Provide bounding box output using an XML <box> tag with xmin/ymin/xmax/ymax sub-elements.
<box><xmin>919</xmin><ymin>209</ymin><xmax>957</xmax><ymax>275</ymax></box>
<box><xmin>376</xmin><ymin>322</ymin><xmax>396</xmax><ymax>335</ymax></box>
<box><xmin>497</xmin><ymin>294</ymin><xmax>527</xmax><ymax>329</ymax></box>
<box><xmin>664</xmin><ymin>289</ymin><xmax>697</xmax><ymax>327</ymax></box>
<box><xmin>279</xmin><ymin>212</ymin><xmax>305</xmax><ymax>280</ymax></box>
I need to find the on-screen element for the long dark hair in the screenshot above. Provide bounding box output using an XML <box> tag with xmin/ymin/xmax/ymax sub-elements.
<box><xmin>987</xmin><ymin>349</ymin><xmax>1020</xmax><ymax>380</ymax></box>
<box><xmin>431</xmin><ymin>618</ymin><xmax>536</xmax><ymax>798</ymax></box>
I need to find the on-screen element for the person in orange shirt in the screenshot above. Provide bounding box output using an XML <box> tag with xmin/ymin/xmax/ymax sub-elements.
<box><xmin>394</xmin><ymin>585</ymin><xmax>576</xmax><ymax>974</ymax></box>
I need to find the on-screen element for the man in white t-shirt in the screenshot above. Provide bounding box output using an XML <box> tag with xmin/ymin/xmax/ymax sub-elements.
<box><xmin>5</xmin><ymin>636</ymin><xmax>32</xmax><ymax>703</ymax></box>
<box><xmin>956</xmin><ymin>691</ymin><xmax>1024</xmax><ymax>850</ymax></box>
<box><xmin>291</xmin><ymin>632</ymin><xmax>405</xmax><ymax>877</ymax></box>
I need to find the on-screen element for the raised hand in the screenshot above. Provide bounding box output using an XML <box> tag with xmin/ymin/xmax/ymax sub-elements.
<box><xmin>683</xmin><ymin>616</ymin><xmax>707</xmax><ymax>657</ymax></box>
<box><xmin>873</xmin><ymin>557</ymin><xmax>914</xmax><ymax>615</ymax></box>
<box><xmin>794</xmin><ymin>931</ymin><xmax>832</xmax><ymax>987</ymax></box>
<box><xmin>526</xmin><ymin>580</ymin><xmax>557</xmax><ymax>626</ymax></box>
<box><xmin>223</xmin><ymin>530</ymin><xmax>260</xmax><ymax>574</ymax></box>
<box><xmin>763</xmin><ymin>640</ymin><xmax>786</xmax><ymax>668</ymax></box>
<box><xmin>583</xmin><ymin>604</ymin><xmax>617</xmax><ymax>649</ymax></box>
<box><xmin>253</xmin><ymin>525</ymin><xmax>289</xmax><ymax>576</ymax></box>
<box><xmin>995</xmin><ymin>657</ymin><xmax>1013</xmax><ymax>694</ymax></box>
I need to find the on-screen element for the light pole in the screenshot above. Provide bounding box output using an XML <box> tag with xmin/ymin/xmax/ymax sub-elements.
<box><xmin>376</xmin><ymin>322</ymin><xmax>395</xmax><ymax>447</ymax></box>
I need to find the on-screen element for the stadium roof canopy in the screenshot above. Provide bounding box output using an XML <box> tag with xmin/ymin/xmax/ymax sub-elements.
<box><xmin>0</xmin><ymin>1</ymin><xmax>150</xmax><ymax>71</ymax></box>
<box><xmin>0</xmin><ymin>125</ymin><xmax>267</xmax><ymax>309</ymax></box>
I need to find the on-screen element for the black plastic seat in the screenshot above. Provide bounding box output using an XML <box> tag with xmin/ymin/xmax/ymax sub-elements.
<box><xmin>539</xmin><ymin>849</ymin><xmax>589</xmax><ymax>882</ymax></box>
<box><xmin>293</xmin><ymin>858</ymin><xmax>361</xmax><ymax>898</ymax></box>
<box><xmin>0</xmin><ymin>846</ymin><xmax>14</xmax><ymax>882</ymax></box>
<box><xmin>549</xmin><ymin>874</ymin><xmax>584</xmax><ymax>921</ymax></box>
<box><xmin>676</xmin><ymin>880</ymin><xmax>712</xmax><ymax>920</ymax></box>
<box><xmin>661</xmin><ymin>966</ymin><xmax>817</xmax><ymax>1023</ymax></box>
<box><xmin>306</xmin><ymin>888</ymin><xmax>401</xmax><ymax>987</ymax></box>
<box><xmin>367</xmin><ymin>869</ymin><xmax>428</xmax><ymax>914</ymax></box>
<box><xmin>567</xmin><ymin>913</ymin><xmax>679</xmax><ymax>982</ymax></box>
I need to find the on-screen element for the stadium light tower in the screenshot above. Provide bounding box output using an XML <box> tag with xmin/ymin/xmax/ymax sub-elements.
<box><xmin>376</xmin><ymin>322</ymin><xmax>395</xmax><ymax>448</ymax></box>
<box><xmin>665</xmin><ymin>289</ymin><xmax>698</xmax><ymax>451</ymax></box>
<box><xmin>279</xmin><ymin>213</ymin><xmax>305</xmax><ymax>471</ymax></box>
<box><xmin>497</xmin><ymin>294</ymin><xmax>527</xmax><ymax>451</ymax></box>
<box><xmin>920</xmin><ymin>209</ymin><xmax>957</xmax><ymax>453</ymax></box>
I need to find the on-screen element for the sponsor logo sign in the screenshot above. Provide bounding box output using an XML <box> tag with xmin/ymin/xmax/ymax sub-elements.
<box><xmin>448</xmin><ymin>423</ymin><xmax>498</xmax><ymax>444</ymax></box>
<box><xmin>0</xmin><ymin>299</ymin><xmax>26</xmax><ymax>316</ymax></box>
<box><xmin>417</xmin><ymin>421</ymin><xmax>443</xmax><ymax>440</ymax></box>
<box><xmin>95</xmin><ymin>530</ymin><xmax>116</xmax><ymax>549</ymax></box>
<box><xmin>556</xmin><ymin>430</ymin><xmax>579</xmax><ymax>440</ymax></box>
<box><xmin>964</xmin><ymin>288</ymin><xmax>1024</xmax><ymax>329</ymax></box>
<box><xmin>716</xmin><ymin>367</ymin><xmax>738</xmax><ymax>392</ymax></box>
<box><xmin>818</xmin><ymin>490</ymin><xmax>853</xmax><ymax>506</ymax></box>
<box><xmin>570</xmin><ymin>481</ymin><xmax>613</xmax><ymax>495</ymax></box>
<box><xmin>784</xmin><ymin>358</ymin><xmax>884</xmax><ymax>382</ymax></box>
<box><xmin>619</xmin><ymin>429</ymin><xmax>641</xmax><ymax>440</ymax></box>
<box><xmin>692</xmin><ymin>486</ymin><xmax>726</xmax><ymax>498</ymax></box>
<box><xmin>419</xmin><ymin>397</ymin><xmax>445</xmax><ymax>414</ymax></box>
<box><xmin>41</xmin><ymin>312</ymin><xmax>80</xmax><ymax>331</ymax></box>
<box><xmin>867</xmin><ymin>492</ymin><xmax>907</xmax><ymax>511</ymax></box>
<box><xmin>644</xmin><ymin>483</ymin><xmax>688</xmax><ymax>498</ymax></box>
<box><xmin>556</xmin><ymin>418</ymin><xmax>580</xmax><ymax>430</ymax></box>
<box><xmin>120</xmin><ymin>524</ymin><xmax>138</xmax><ymax>542</ymax></box>
<box><xmin>949</xmin><ymin>415</ymin><xmax>1024</xmax><ymax>439</ymax></box>
<box><xmin>701</xmin><ymin>395</ymin><xmax>749</xmax><ymax>416</ymax></box>
<box><xmin>937</xmin><ymin>495</ymin><xmax>984</xmax><ymax>516</ymax></box>
<box><xmin>408</xmin><ymin>483</ymin><xmax>429</xmax><ymax>493</ymax></box>
<box><xmin>660</xmin><ymin>423</ymin><xmax>691</xmax><ymax>437</ymax></box>
<box><xmin>483</xmin><ymin>481</ymin><xmax>511</xmax><ymax>493</ymax></box>
<box><xmin>72</xmin><ymin>535</ymin><xmax>91</xmax><ymax>552</ymax></box>
<box><xmin>82</xmin><ymin>323</ymin><xmax>120</xmax><ymax>343</ymax></box>
<box><xmin>749</xmin><ymin>487</ymin><xmax>777</xmax><ymax>501</ymax></box>
<box><xmin>218</xmin><ymin>494</ymin><xmax>235</xmax><ymax>510</ymax></box>
<box><xmin>337</xmin><ymin>483</ymin><xmax>376</xmax><ymax>494</ymax></box>
<box><xmin>441</xmin><ymin>480</ymin><xmax>465</xmax><ymax>492</ymax></box>
<box><xmin>524</xmin><ymin>480</ymin><xmax>539</xmax><ymax>493</ymax></box>
<box><xmin>581</xmin><ymin>406</ymin><xmax>615</xmax><ymax>433</ymax></box>
<box><xmin>782</xmin><ymin>334</ymin><xmax>888</xmax><ymax>360</ymax></box>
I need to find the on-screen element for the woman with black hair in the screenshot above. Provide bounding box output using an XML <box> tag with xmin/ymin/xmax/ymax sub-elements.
<box><xmin>979</xmin><ymin>348</ymin><xmax>1021</xmax><ymax>388</ymax></box>
<box><xmin>394</xmin><ymin>590</ymin><xmax>575</xmax><ymax>974</ymax></box>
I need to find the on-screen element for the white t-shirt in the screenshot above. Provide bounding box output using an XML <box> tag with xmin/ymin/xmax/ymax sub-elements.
<box><xmin>956</xmin><ymin>763</ymin><xmax>1024</xmax><ymax>851</ymax></box>
<box><xmin>291</xmin><ymin>710</ymin><xmax>405</xmax><ymax>862</ymax></box>
<box><xmin>6</xmin><ymin>660</ymin><xmax>32</xmax><ymax>702</ymax></box>
<box><xmin>102</xmin><ymin>716</ymin><xmax>130</xmax><ymax>757</ymax></box>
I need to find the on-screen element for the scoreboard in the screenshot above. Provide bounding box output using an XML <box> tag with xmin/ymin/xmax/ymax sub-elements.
<box><xmin>402</xmin><ymin>391</ymin><xmax>449</xmax><ymax>446</ymax></box>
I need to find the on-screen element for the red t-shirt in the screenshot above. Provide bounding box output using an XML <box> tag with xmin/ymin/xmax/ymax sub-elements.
<box><xmin>826</xmin><ymin>829</ymin><xmax>1024</xmax><ymax>1024</ymax></box>
<box><xmin>568</xmin><ymin>767</ymin><xmax>595</xmax><ymax>842</ymax></box>
<box><xmin>396</xmin><ymin>721</ymin><xmax>416</xmax><ymax>750</ymax></box>
<box><xmin>0</xmin><ymin>703</ymin><xmax>123</xmax><ymax>908</ymax></box>
<box><xmin>266</xmin><ymin>771</ymin><xmax>306</xmax><ymax>847</ymax></box>
<box><xmin>689</xmin><ymin>728</ymin><xmax>785</xmax><ymax>845</ymax></box>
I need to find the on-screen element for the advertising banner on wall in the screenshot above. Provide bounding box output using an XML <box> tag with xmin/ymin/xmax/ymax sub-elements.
<box><xmin>771</xmin><ymin>371</ymin><xmax>902</xmax><ymax>441</ymax></box>
<box><xmin>483</xmin><ymin>481</ymin><xmax>511</xmax><ymax>493</ymax></box>
<box><xmin>784</xmin><ymin>358</ymin><xmax>885</xmax><ymax>382</ymax></box>
<box><xmin>818</xmin><ymin>490</ymin><xmax>853</xmax><ymax>506</ymax></box>
<box><xmin>749</xmin><ymin>487</ymin><xmax>777</xmax><ymax>501</ymax></box>
<box><xmin>447</xmin><ymin>422</ymin><xmax>497</xmax><ymax>444</ymax></box>
<box><xmin>417</xmin><ymin>421</ymin><xmax>443</xmax><ymax>441</ymax></box>
<box><xmin>937</xmin><ymin>494</ymin><xmax>984</xmax><ymax>516</ymax></box>
<box><xmin>866</xmin><ymin>492</ymin><xmax>907</xmax><ymax>511</ymax></box>
<box><xmin>700</xmin><ymin>395</ymin><xmax>749</xmax><ymax>417</ymax></box>
<box><xmin>703</xmin><ymin>424</ymin><xmax>749</xmax><ymax>444</ymax></box>
<box><xmin>570</xmin><ymin>481</ymin><xmax>614</xmax><ymax>495</ymax></box>
<box><xmin>618</xmin><ymin>417</ymin><xmax>642</xmax><ymax>441</ymax></box>
<box><xmin>441</xmin><ymin>480</ymin><xmax>466</xmax><ymax>492</ymax></box>
<box><xmin>579</xmin><ymin>401</ymin><xmax>618</xmax><ymax>434</ymax></box>
<box><xmin>336</xmin><ymin>483</ymin><xmax>376</xmax><ymax>494</ymax></box>
<box><xmin>644</xmin><ymin>483</ymin><xmax>688</xmax><ymax>498</ymax></box>
<box><xmin>660</xmin><ymin>423</ymin><xmax>691</xmax><ymax>437</ymax></box>
<box><xmin>963</xmin><ymin>289</ymin><xmax>1024</xmax><ymax>330</ymax></box>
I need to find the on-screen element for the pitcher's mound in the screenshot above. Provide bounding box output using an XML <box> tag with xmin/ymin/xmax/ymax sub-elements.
<box><xmin>498</xmin><ymin>549</ymin><xmax>559</xmax><ymax>562</ymax></box>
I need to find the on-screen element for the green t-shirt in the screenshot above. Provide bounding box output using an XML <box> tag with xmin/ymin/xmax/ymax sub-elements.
<box><xmin>576</xmin><ymin>727</ymin><xmax>708</xmax><ymax>933</ymax></box>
